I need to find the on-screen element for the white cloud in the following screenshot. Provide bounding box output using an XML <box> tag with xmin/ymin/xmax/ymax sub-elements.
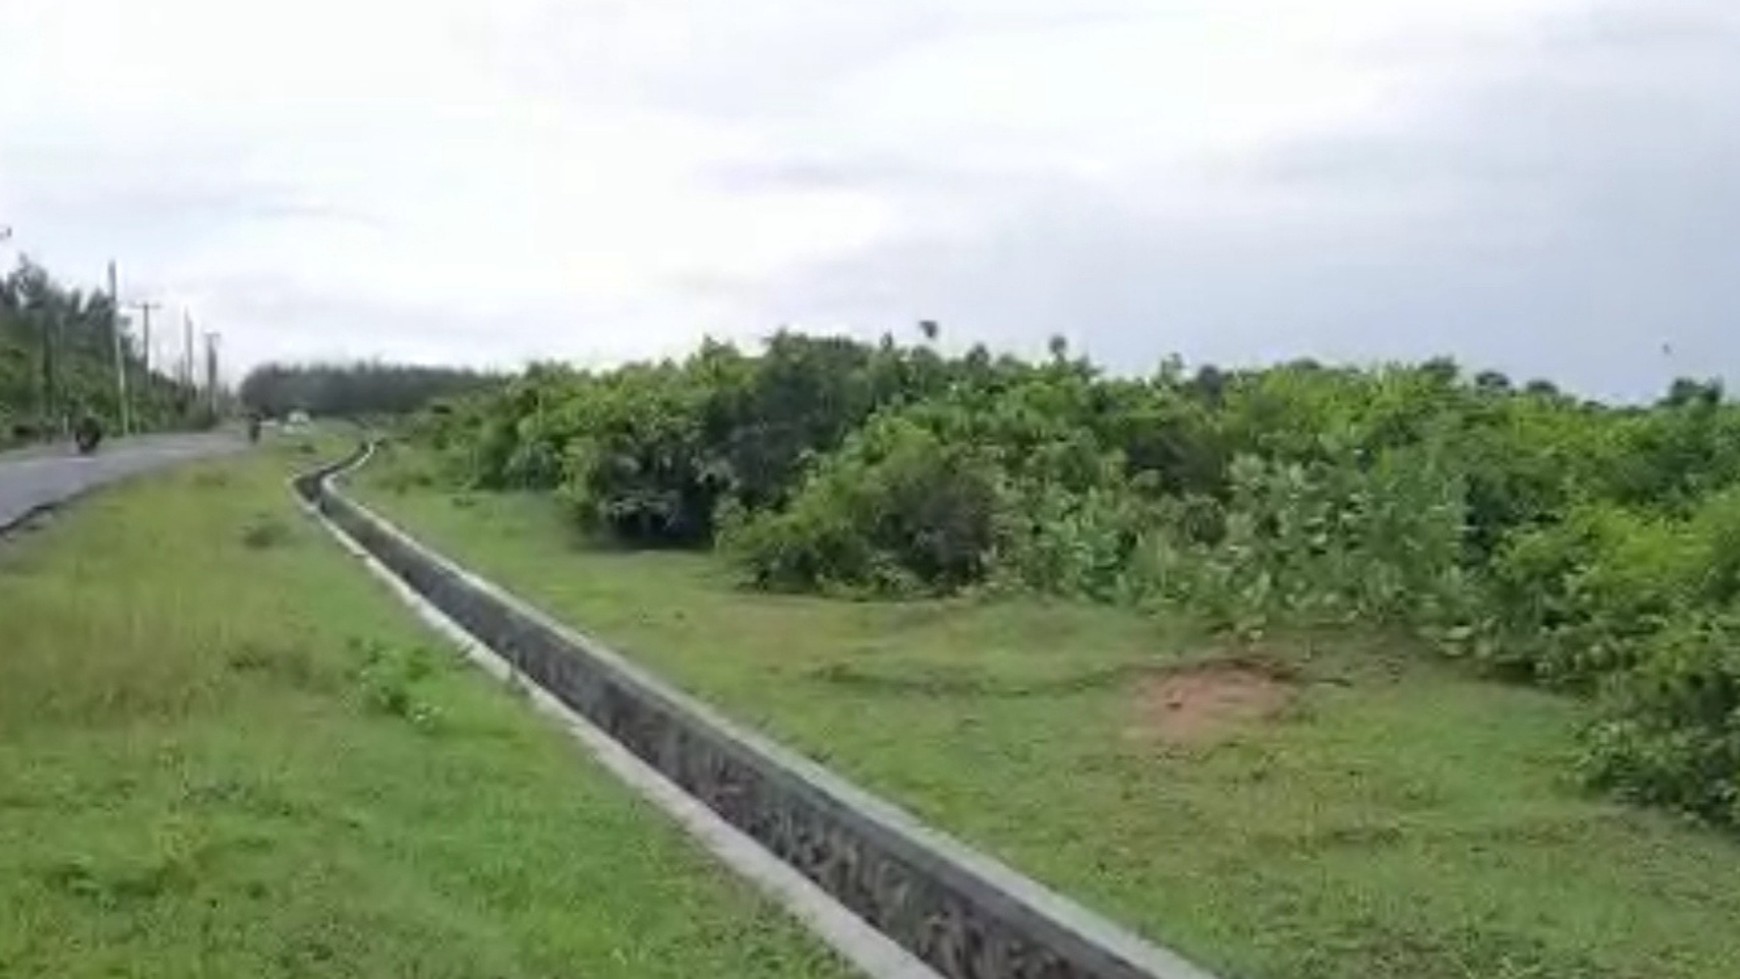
<box><xmin>1</xmin><ymin>0</ymin><xmax>1733</xmax><ymax>397</ymax></box>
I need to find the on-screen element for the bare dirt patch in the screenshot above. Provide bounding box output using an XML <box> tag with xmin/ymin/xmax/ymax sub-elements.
<box><xmin>1131</xmin><ymin>660</ymin><xmax>1297</xmax><ymax>746</ymax></box>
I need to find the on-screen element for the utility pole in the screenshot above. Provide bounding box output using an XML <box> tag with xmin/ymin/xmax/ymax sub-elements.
<box><xmin>131</xmin><ymin>300</ymin><xmax>160</xmax><ymax>428</ymax></box>
<box><xmin>183</xmin><ymin>309</ymin><xmax>196</xmax><ymax>393</ymax></box>
<box><xmin>131</xmin><ymin>301</ymin><xmax>160</xmax><ymax>374</ymax></box>
<box><xmin>107</xmin><ymin>260</ymin><xmax>131</xmax><ymax>436</ymax></box>
<box><xmin>204</xmin><ymin>332</ymin><xmax>221</xmax><ymax>419</ymax></box>
<box><xmin>39</xmin><ymin>304</ymin><xmax>55</xmax><ymax>431</ymax></box>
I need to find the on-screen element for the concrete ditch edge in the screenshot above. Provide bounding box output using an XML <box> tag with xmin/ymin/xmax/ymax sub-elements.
<box><xmin>295</xmin><ymin>445</ymin><xmax>1224</xmax><ymax>979</ymax></box>
<box><xmin>292</xmin><ymin>446</ymin><xmax>938</xmax><ymax>979</ymax></box>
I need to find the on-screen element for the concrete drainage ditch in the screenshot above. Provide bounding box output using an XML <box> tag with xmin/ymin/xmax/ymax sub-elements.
<box><xmin>295</xmin><ymin>444</ymin><xmax>1222</xmax><ymax>979</ymax></box>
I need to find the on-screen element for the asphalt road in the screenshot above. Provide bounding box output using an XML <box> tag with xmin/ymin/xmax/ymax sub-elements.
<box><xmin>0</xmin><ymin>434</ymin><xmax>245</xmax><ymax>532</ymax></box>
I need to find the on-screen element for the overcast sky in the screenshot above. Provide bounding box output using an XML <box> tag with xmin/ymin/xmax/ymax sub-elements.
<box><xmin>1</xmin><ymin>0</ymin><xmax>1735</xmax><ymax>399</ymax></box>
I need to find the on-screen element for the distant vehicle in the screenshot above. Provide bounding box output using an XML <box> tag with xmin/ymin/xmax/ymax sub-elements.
<box><xmin>285</xmin><ymin>410</ymin><xmax>312</xmax><ymax>431</ymax></box>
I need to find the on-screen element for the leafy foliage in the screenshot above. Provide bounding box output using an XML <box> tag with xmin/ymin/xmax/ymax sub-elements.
<box><xmin>1582</xmin><ymin>614</ymin><xmax>1740</xmax><ymax>823</ymax></box>
<box><xmin>411</xmin><ymin>330</ymin><xmax>1740</xmax><ymax>826</ymax></box>
<box><xmin>554</xmin><ymin>362</ymin><xmax>729</xmax><ymax>544</ymax></box>
<box><xmin>720</xmin><ymin>413</ymin><xmax>1002</xmax><ymax>595</ymax></box>
<box><xmin>1</xmin><ymin>258</ymin><xmax>197</xmax><ymax>443</ymax></box>
<box><xmin>1119</xmin><ymin>447</ymin><xmax>1474</xmax><ymax>636</ymax></box>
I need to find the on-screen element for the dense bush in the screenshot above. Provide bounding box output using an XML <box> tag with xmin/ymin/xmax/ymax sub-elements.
<box><xmin>412</xmin><ymin>329</ymin><xmax>1740</xmax><ymax>827</ymax></box>
<box><xmin>1489</xmin><ymin>504</ymin><xmax>1702</xmax><ymax>683</ymax></box>
<box><xmin>1583</xmin><ymin>614</ymin><xmax>1740</xmax><ymax>823</ymax></box>
<box><xmin>1486</xmin><ymin>489</ymin><xmax>1740</xmax><ymax>687</ymax></box>
<box><xmin>720</xmin><ymin>414</ymin><xmax>1002</xmax><ymax>595</ymax></box>
<box><xmin>555</xmin><ymin>364</ymin><xmax>729</xmax><ymax>544</ymax></box>
<box><xmin>1114</xmin><ymin>447</ymin><xmax>1473</xmax><ymax>636</ymax></box>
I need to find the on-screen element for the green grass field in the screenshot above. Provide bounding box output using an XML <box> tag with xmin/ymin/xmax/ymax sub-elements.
<box><xmin>356</xmin><ymin>447</ymin><xmax>1740</xmax><ymax>979</ymax></box>
<box><xmin>0</xmin><ymin>444</ymin><xmax>848</xmax><ymax>979</ymax></box>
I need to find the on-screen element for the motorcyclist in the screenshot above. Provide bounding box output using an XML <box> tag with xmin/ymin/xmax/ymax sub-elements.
<box><xmin>73</xmin><ymin>410</ymin><xmax>104</xmax><ymax>454</ymax></box>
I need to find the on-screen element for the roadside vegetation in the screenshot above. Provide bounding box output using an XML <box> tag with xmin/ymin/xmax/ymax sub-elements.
<box><xmin>352</xmin><ymin>329</ymin><xmax>1740</xmax><ymax>978</ymax></box>
<box><xmin>0</xmin><ymin>443</ymin><xmax>846</xmax><ymax>978</ymax></box>
<box><xmin>1</xmin><ymin>258</ymin><xmax>206</xmax><ymax>447</ymax></box>
<box><xmin>239</xmin><ymin>362</ymin><xmax>501</xmax><ymax>420</ymax></box>
<box><xmin>400</xmin><ymin>334</ymin><xmax>1740</xmax><ymax>826</ymax></box>
<box><xmin>357</xmin><ymin>464</ymin><xmax>1740</xmax><ymax>979</ymax></box>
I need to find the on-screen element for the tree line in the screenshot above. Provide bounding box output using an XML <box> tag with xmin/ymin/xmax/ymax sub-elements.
<box><xmin>1</xmin><ymin>258</ymin><xmax>199</xmax><ymax>445</ymax></box>
<box><xmin>238</xmin><ymin>362</ymin><xmax>500</xmax><ymax>419</ymax></box>
<box><xmin>400</xmin><ymin>329</ymin><xmax>1740</xmax><ymax>829</ymax></box>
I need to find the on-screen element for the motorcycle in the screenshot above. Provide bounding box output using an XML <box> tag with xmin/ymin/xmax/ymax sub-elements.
<box><xmin>73</xmin><ymin>415</ymin><xmax>104</xmax><ymax>455</ymax></box>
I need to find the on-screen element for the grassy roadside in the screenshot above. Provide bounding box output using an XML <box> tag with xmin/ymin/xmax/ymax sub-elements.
<box><xmin>354</xmin><ymin>450</ymin><xmax>1740</xmax><ymax>979</ymax></box>
<box><xmin>0</xmin><ymin>443</ymin><xmax>849</xmax><ymax>978</ymax></box>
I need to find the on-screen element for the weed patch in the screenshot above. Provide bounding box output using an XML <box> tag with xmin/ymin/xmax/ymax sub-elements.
<box><xmin>37</xmin><ymin>852</ymin><xmax>197</xmax><ymax>907</ymax></box>
<box><xmin>189</xmin><ymin>470</ymin><xmax>232</xmax><ymax>491</ymax></box>
<box><xmin>349</xmin><ymin>638</ymin><xmax>441</xmax><ymax>729</ymax></box>
<box><xmin>224</xmin><ymin>641</ymin><xmax>332</xmax><ymax>694</ymax></box>
<box><xmin>239</xmin><ymin>514</ymin><xmax>294</xmax><ymax>550</ymax></box>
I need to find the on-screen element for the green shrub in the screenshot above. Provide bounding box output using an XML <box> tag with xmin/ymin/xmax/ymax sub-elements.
<box><xmin>351</xmin><ymin>639</ymin><xmax>441</xmax><ymax>730</ymax></box>
<box><xmin>239</xmin><ymin>515</ymin><xmax>294</xmax><ymax>551</ymax></box>
<box><xmin>552</xmin><ymin>367</ymin><xmax>727</xmax><ymax>545</ymax></box>
<box><xmin>1583</xmin><ymin>614</ymin><xmax>1740</xmax><ymax>823</ymax></box>
<box><xmin>1117</xmin><ymin>447</ymin><xmax>1473</xmax><ymax>635</ymax></box>
<box><xmin>993</xmin><ymin>481</ymin><xmax>1152</xmax><ymax>602</ymax></box>
<box><xmin>1489</xmin><ymin>503</ymin><xmax>1712</xmax><ymax>684</ymax></box>
<box><xmin>1688</xmin><ymin>487</ymin><xmax>1740</xmax><ymax>605</ymax></box>
<box><xmin>722</xmin><ymin>415</ymin><xmax>1002</xmax><ymax>595</ymax></box>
